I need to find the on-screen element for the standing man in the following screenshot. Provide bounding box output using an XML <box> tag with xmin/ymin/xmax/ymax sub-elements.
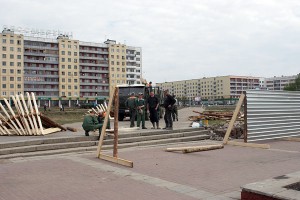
<box><xmin>136</xmin><ymin>93</ymin><xmax>147</xmax><ymax>129</ymax></box>
<box><xmin>82</xmin><ymin>110</ymin><xmax>103</xmax><ymax>139</ymax></box>
<box><xmin>163</xmin><ymin>89</ymin><xmax>176</xmax><ymax>130</ymax></box>
<box><xmin>125</xmin><ymin>92</ymin><xmax>137</xmax><ymax>127</ymax></box>
<box><xmin>172</xmin><ymin>95</ymin><xmax>178</xmax><ymax>121</ymax></box>
<box><xmin>147</xmin><ymin>91</ymin><xmax>160</xmax><ymax>129</ymax></box>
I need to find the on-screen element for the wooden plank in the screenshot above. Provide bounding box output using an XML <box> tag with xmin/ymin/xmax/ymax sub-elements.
<box><xmin>26</xmin><ymin>92</ymin><xmax>39</xmax><ymax>135</ymax></box>
<box><xmin>12</xmin><ymin>96</ymin><xmax>31</xmax><ymax>135</ymax></box>
<box><xmin>66</xmin><ymin>127</ymin><xmax>77</xmax><ymax>132</ymax></box>
<box><xmin>0</xmin><ymin>103</ymin><xmax>23</xmax><ymax>135</ymax></box>
<box><xmin>113</xmin><ymin>87</ymin><xmax>119</xmax><ymax>157</ymax></box>
<box><xmin>227</xmin><ymin>141</ymin><xmax>270</xmax><ymax>149</ymax></box>
<box><xmin>16</xmin><ymin>95</ymin><xmax>32</xmax><ymax>135</ymax></box>
<box><xmin>20</xmin><ymin>94</ymin><xmax>35</xmax><ymax>135</ymax></box>
<box><xmin>281</xmin><ymin>137</ymin><xmax>300</xmax><ymax>142</ymax></box>
<box><xmin>0</xmin><ymin>113</ymin><xmax>17</xmax><ymax>135</ymax></box>
<box><xmin>166</xmin><ymin>144</ymin><xmax>224</xmax><ymax>153</ymax></box>
<box><xmin>4</xmin><ymin>98</ymin><xmax>26</xmax><ymax>135</ymax></box>
<box><xmin>39</xmin><ymin>114</ymin><xmax>67</xmax><ymax>131</ymax></box>
<box><xmin>223</xmin><ymin>94</ymin><xmax>245</xmax><ymax>144</ymax></box>
<box><xmin>97</xmin><ymin>87</ymin><xmax>116</xmax><ymax>157</ymax></box>
<box><xmin>99</xmin><ymin>153</ymin><xmax>133</xmax><ymax>168</ymax></box>
<box><xmin>31</xmin><ymin>93</ymin><xmax>44</xmax><ymax>135</ymax></box>
<box><xmin>243</xmin><ymin>92</ymin><xmax>248</xmax><ymax>143</ymax></box>
<box><xmin>43</xmin><ymin>127</ymin><xmax>61</xmax><ymax>135</ymax></box>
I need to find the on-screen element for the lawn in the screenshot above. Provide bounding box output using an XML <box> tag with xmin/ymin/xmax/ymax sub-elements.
<box><xmin>41</xmin><ymin>108</ymin><xmax>89</xmax><ymax>125</ymax></box>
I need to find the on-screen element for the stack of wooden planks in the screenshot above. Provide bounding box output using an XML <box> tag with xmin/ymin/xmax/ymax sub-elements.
<box><xmin>190</xmin><ymin>110</ymin><xmax>244</xmax><ymax>121</ymax></box>
<box><xmin>0</xmin><ymin>93</ymin><xmax>65</xmax><ymax>136</ymax></box>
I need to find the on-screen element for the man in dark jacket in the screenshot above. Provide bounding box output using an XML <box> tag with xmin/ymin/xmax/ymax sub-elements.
<box><xmin>147</xmin><ymin>91</ymin><xmax>160</xmax><ymax>129</ymax></box>
<box><xmin>82</xmin><ymin>110</ymin><xmax>103</xmax><ymax>139</ymax></box>
<box><xmin>125</xmin><ymin>92</ymin><xmax>137</xmax><ymax>127</ymax></box>
<box><xmin>163</xmin><ymin>89</ymin><xmax>176</xmax><ymax>130</ymax></box>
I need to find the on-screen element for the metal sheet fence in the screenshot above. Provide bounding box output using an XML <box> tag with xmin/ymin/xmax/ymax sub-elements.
<box><xmin>246</xmin><ymin>90</ymin><xmax>300</xmax><ymax>142</ymax></box>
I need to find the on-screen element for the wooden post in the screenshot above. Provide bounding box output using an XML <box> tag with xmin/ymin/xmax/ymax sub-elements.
<box><xmin>243</xmin><ymin>91</ymin><xmax>248</xmax><ymax>143</ymax></box>
<box><xmin>96</xmin><ymin>87</ymin><xmax>116</xmax><ymax>157</ymax></box>
<box><xmin>223</xmin><ymin>94</ymin><xmax>245</xmax><ymax>144</ymax></box>
<box><xmin>113</xmin><ymin>87</ymin><xmax>119</xmax><ymax>157</ymax></box>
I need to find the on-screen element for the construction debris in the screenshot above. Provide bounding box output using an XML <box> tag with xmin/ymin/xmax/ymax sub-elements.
<box><xmin>208</xmin><ymin>121</ymin><xmax>244</xmax><ymax>141</ymax></box>
<box><xmin>190</xmin><ymin>110</ymin><xmax>244</xmax><ymax>121</ymax></box>
<box><xmin>0</xmin><ymin>93</ymin><xmax>65</xmax><ymax>136</ymax></box>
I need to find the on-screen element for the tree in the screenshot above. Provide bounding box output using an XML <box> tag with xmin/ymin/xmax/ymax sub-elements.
<box><xmin>284</xmin><ymin>74</ymin><xmax>300</xmax><ymax>91</ymax></box>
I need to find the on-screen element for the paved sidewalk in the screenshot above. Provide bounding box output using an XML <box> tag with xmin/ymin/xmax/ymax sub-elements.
<box><xmin>1</xmin><ymin>139</ymin><xmax>300</xmax><ymax>200</ymax></box>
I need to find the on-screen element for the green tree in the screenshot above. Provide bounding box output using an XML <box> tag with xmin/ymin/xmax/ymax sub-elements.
<box><xmin>284</xmin><ymin>74</ymin><xmax>300</xmax><ymax>91</ymax></box>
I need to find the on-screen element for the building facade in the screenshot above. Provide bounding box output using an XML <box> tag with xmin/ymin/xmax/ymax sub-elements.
<box><xmin>157</xmin><ymin>75</ymin><xmax>260</xmax><ymax>103</ymax></box>
<box><xmin>0</xmin><ymin>28</ymin><xmax>142</xmax><ymax>104</ymax></box>
<box><xmin>264</xmin><ymin>75</ymin><xmax>297</xmax><ymax>90</ymax></box>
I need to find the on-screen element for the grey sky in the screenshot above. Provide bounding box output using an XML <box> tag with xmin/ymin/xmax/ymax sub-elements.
<box><xmin>1</xmin><ymin>0</ymin><xmax>299</xmax><ymax>83</ymax></box>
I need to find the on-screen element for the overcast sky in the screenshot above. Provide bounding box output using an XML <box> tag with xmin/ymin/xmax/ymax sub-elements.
<box><xmin>1</xmin><ymin>0</ymin><xmax>299</xmax><ymax>83</ymax></box>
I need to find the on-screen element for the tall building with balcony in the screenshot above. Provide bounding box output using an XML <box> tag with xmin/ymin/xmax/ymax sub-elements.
<box><xmin>126</xmin><ymin>46</ymin><xmax>142</xmax><ymax>85</ymax></box>
<box><xmin>0</xmin><ymin>29</ymin><xmax>24</xmax><ymax>98</ymax></box>
<box><xmin>265</xmin><ymin>75</ymin><xmax>297</xmax><ymax>90</ymax></box>
<box><xmin>0</xmin><ymin>28</ymin><xmax>142</xmax><ymax>104</ymax></box>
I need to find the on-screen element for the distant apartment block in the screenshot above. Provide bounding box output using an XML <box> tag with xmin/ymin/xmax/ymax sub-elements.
<box><xmin>0</xmin><ymin>28</ymin><xmax>142</xmax><ymax>104</ymax></box>
<box><xmin>264</xmin><ymin>75</ymin><xmax>297</xmax><ymax>90</ymax></box>
<box><xmin>157</xmin><ymin>75</ymin><xmax>260</xmax><ymax>101</ymax></box>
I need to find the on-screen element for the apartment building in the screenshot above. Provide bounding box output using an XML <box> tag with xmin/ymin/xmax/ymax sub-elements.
<box><xmin>0</xmin><ymin>29</ymin><xmax>24</xmax><ymax>98</ymax></box>
<box><xmin>126</xmin><ymin>46</ymin><xmax>142</xmax><ymax>85</ymax></box>
<box><xmin>157</xmin><ymin>75</ymin><xmax>260</xmax><ymax>102</ymax></box>
<box><xmin>264</xmin><ymin>75</ymin><xmax>297</xmax><ymax>90</ymax></box>
<box><xmin>0</xmin><ymin>28</ymin><xmax>142</xmax><ymax>104</ymax></box>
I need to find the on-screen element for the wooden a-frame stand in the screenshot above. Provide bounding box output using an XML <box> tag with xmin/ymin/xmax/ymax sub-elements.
<box><xmin>96</xmin><ymin>87</ymin><xmax>133</xmax><ymax>168</ymax></box>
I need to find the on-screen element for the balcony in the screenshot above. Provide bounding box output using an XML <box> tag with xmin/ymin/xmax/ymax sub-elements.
<box><xmin>24</xmin><ymin>44</ymin><xmax>59</xmax><ymax>50</ymax></box>
<box><xmin>24</xmin><ymin>59</ymin><xmax>59</xmax><ymax>64</ymax></box>
<box><xmin>24</xmin><ymin>81</ymin><xmax>59</xmax><ymax>85</ymax></box>
<box><xmin>24</xmin><ymin>88</ymin><xmax>59</xmax><ymax>92</ymax></box>
<box><xmin>24</xmin><ymin>52</ymin><xmax>59</xmax><ymax>57</ymax></box>
<box><xmin>80</xmin><ymin>88</ymin><xmax>109</xmax><ymax>92</ymax></box>
<box><xmin>24</xmin><ymin>74</ymin><xmax>59</xmax><ymax>78</ymax></box>
<box><xmin>79</xmin><ymin>49</ymin><xmax>109</xmax><ymax>54</ymax></box>
<box><xmin>79</xmin><ymin>56</ymin><xmax>106</xmax><ymax>61</ymax></box>
<box><xmin>80</xmin><ymin>68</ymin><xmax>109</xmax><ymax>73</ymax></box>
<box><xmin>79</xmin><ymin>75</ymin><xmax>104</xmax><ymax>80</ymax></box>
<box><xmin>24</xmin><ymin>66</ymin><xmax>59</xmax><ymax>71</ymax></box>
<box><xmin>80</xmin><ymin>62</ymin><xmax>108</xmax><ymax>67</ymax></box>
<box><xmin>80</xmin><ymin>82</ymin><xmax>109</xmax><ymax>86</ymax></box>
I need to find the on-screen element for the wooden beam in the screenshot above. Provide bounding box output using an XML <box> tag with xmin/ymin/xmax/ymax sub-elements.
<box><xmin>26</xmin><ymin>92</ymin><xmax>39</xmax><ymax>135</ymax></box>
<box><xmin>4</xmin><ymin>98</ymin><xmax>26</xmax><ymax>135</ymax></box>
<box><xmin>31</xmin><ymin>92</ymin><xmax>44</xmax><ymax>135</ymax></box>
<box><xmin>43</xmin><ymin>127</ymin><xmax>62</xmax><ymax>135</ymax></box>
<box><xmin>113</xmin><ymin>87</ymin><xmax>119</xmax><ymax>157</ymax></box>
<box><xmin>166</xmin><ymin>144</ymin><xmax>224</xmax><ymax>153</ymax></box>
<box><xmin>0</xmin><ymin>103</ymin><xmax>22</xmax><ymax>135</ymax></box>
<box><xmin>96</xmin><ymin>86</ymin><xmax>116</xmax><ymax>156</ymax></box>
<box><xmin>20</xmin><ymin>94</ymin><xmax>36</xmax><ymax>135</ymax></box>
<box><xmin>227</xmin><ymin>141</ymin><xmax>270</xmax><ymax>149</ymax></box>
<box><xmin>223</xmin><ymin>94</ymin><xmax>245</xmax><ymax>144</ymax></box>
<box><xmin>99</xmin><ymin>153</ymin><xmax>133</xmax><ymax>168</ymax></box>
<box><xmin>281</xmin><ymin>137</ymin><xmax>300</xmax><ymax>142</ymax></box>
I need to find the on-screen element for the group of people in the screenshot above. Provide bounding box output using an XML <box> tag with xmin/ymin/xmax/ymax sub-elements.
<box><xmin>82</xmin><ymin>88</ymin><xmax>178</xmax><ymax>138</ymax></box>
<box><xmin>126</xmin><ymin>89</ymin><xmax>177</xmax><ymax>130</ymax></box>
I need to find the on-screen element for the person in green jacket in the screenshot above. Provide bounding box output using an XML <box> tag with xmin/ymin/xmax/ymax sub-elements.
<box><xmin>136</xmin><ymin>93</ymin><xmax>147</xmax><ymax>129</ymax></box>
<box><xmin>125</xmin><ymin>92</ymin><xmax>137</xmax><ymax>127</ymax></box>
<box><xmin>82</xmin><ymin>110</ymin><xmax>103</xmax><ymax>139</ymax></box>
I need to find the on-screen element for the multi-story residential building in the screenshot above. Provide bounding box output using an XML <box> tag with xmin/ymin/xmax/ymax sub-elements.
<box><xmin>126</xmin><ymin>46</ymin><xmax>142</xmax><ymax>85</ymax></box>
<box><xmin>0</xmin><ymin>28</ymin><xmax>142</xmax><ymax>106</ymax></box>
<box><xmin>264</xmin><ymin>75</ymin><xmax>297</xmax><ymax>90</ymax></box>
<box><xmin>157</xmin><ymin>75</ymin><xmax>260</xmax><ymax>102</ymax></box>
<box><xmin>0</xmin><ymin>29</ymin><xmax>24</xmax><ymax>98</ymax></box>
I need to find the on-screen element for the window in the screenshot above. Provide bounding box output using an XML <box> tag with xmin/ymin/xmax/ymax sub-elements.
<box><xmin>2</xmin><ymin>69</ymin><xmax>6</xmax><ymax>73</ymax></box>
<box><xmin>10</xmin><ymin>62</ymin><xmax>14</xmax><ymax>66</ymax></box>
<box><xmin>74</xmin><ymin>59</ymin><xmax>77</xmax><ymax>63</ymax></box>
<box><xmin>67</xmin><ymin>58</ymin><xmax>71</xmax><ymax>62</ymax></box>
<box><xmin>2</xmin><ymin>84</ymin><xmax>6</xmax><ymax>88</ymax></box>
<box><xmin>74</xmin><ymin>65</ymin><xmax>77</xmax><ymax>69</ymax></box>
<box><xmin>10</xmin><ymin>40</ymin><xmax>14</xmax><ymax>44</ymax></box>
<box><xmin>61</xmin><ymin>44</ymin><xmax>65</xmax><ymax>48</ymax></box>
<box><xmin>10</xmin><ymin>47</ymin><xmax>14</xmax><ymax>51</ymax></box>
<box><xmin>68</xmin><ymin>72</ymin><xmax>71</xmax><ymax>76</ymax></box>
<box><xmin>117</xmin><ymin>55</ymin><xmax>119</xmax><ymax>59</ymax></box>
<box><xmin>74</xmin><ymin>86</ymin><xmax>78</xmax><ymax>89</ymax></box>
<box><xmin>68</xmin><ymin>79</ymin><xmax>71</xmax><ymax>82</ymax></box>
<box><xmin>62</xmin><ymin>58</ymin><xmax>65</xmax><ymax>62</ymax></box>
<box><xmin>10</xmin><ymin>54</ymin><xmax>14</xmax><ymax>59</ymax></box>
<box><xmin>62</xmin><ymin>78</ymin><xmax>65</xmax><ymax>82</ymax></box>
<box><xmin>2</xmin><ymin>54</ymin><xmax>6</xmax><ymax>58</ymax></box>
<box><xmin>10</xmin><ymin>84</ymin><xmax>14</xmax><ymax>88</ymax></box>
<box><xmin>74</xmin><ymin>72</ymin><xmax>77</xmax><ymax>76</ymax></box>
<box><xmin>62</xmin><ymin>72</ymin><xmax>65</xmax><ymax>75</ymax></box>
<box><xmin>2</xmin><ymin>77</ymin><xmax>6</xmax><ymax>81</ymax></box>
<box><xmin>2</xmin><ymin>39</ymin><xmax>6</xmax><ymax>43</ymax></box>
<box><xmin>17</xmin><ymin>48</ymin><xmax>21</xmax><ymax>52</ymax></box>
<box><xmin>17</xmin><ymin>40</ymin><xmax>21</xmax><ymax>45</ymax></box>
<box><xmin>68</xmin><ymin>85</ymin><xmax>71</xmax><ymax>89</ymax></box>
<box><xmin>17</xmin><ymin>70</ymin><xmax>21</xmax><ymax>74</ymax></box>
<box><xmin>10</xmin><ymin>69</ymin><xmax>14</xmax><ymax>74</ymax></box>
<box><xmin>62</xmin><ymin>65</ymin><xmax>65</xmax><ymax>69</ymax></box>
<box><xmin>68</xmin><ymin>65</ymin><xmax>71</xmax><ymax>69</ymax></box>
<box><xmin>68</xmin><ymin>45</ymin><xmax>71</xmax><ymax>48</ymax></box>
<box><xmin>2</xmin><ymin>61</ymin><xmax>6</xmax><ymax>66</ymax></box>
<box><xmin>74</xmin><ymin>79</ymin><xmax>78</xmax><ymax>83</ymax></box>
<box><xmin>2</xmin><ymin>92</ymin><xmax>6</xmax><ymax>96</ymax></box>
<box><xmin>17</xmin><ymin>84</ymin><xmax>21</xmax><ymax>89</ymax></box>
<box><xmin>74</xmin><ymin>52</ymin><xmax>77</xmax><ymax>56</ymax></box>
<box><xmin>17</xmin><ymin>55</ymin><xmax>21</xmax><ymax>59</ymax></box>
<box><xmin>2</xmin><ymin>46</ymin><xmax>6</xmax><ymax>51</ymax></box>
<box><xmin>117</xmin><ymin>62</ymin><xmax>119</xmax><ymax>65</ymax></box>
<box><xmin>68</xmin><ymin>51</ymin><xmax>71</xmax><ymax>56</ymax></box>
<box><xmin>68</xmin><ymin>92</ymin><xmax>71</xmax><ymax>96</ymax></box>
<box><xmin>111</xmin><ymin>55</ymin><xmax>114</xmax><ymax>58</ymax></box>
<box><xmin>17</xmin><ymin>77</ymin><xmax>21</xmax><ymax>81</ymax></box>
<box><xmin>17</xmin><ymin>62</ymin><xmax>21</xmax><ymax>67</ymax></box>
<box><xmin>62</xmin><ymin>51</ymin><xmax>65</xmax><ymax>55</ymax></box>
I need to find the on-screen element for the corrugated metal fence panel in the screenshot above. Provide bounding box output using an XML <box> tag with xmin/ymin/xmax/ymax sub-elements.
<box><xmin>246</xmin><ymin>90</ymin><xmax>300</xmax><ymax>142</ymax></box>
